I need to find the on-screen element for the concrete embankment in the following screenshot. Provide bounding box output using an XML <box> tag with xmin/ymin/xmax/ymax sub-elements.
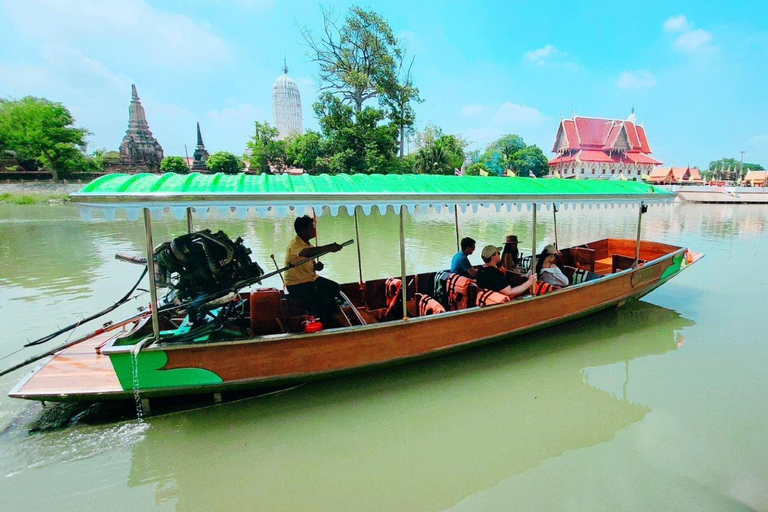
<box><xmin>0</xmin><ymin>182</ymin><xmax>83</xmax><ymax>203</ymax></box>
<box><xmin>657</xmin><ymin>185</ymin><xmax>768</xmax><ymax>204</ymax></box>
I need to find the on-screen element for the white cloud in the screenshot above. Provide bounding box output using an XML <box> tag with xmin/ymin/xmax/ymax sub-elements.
<box><xmin>460</xmin><ymin>102</ymin><xmax>551</xmax><ymax>151</ymax></box>
<box><xmin>461</xmin><ymin>104</ymin><xmax>484</xmax><ymax>117</ymax></box>
<box><xmin>3</xmin><ymin>0</ymin><xmax>231</xmax><ymax>69</ymax></box>
<box><xmin>616</xmin><ymin>70</ymin><xmax>658</xmax><ymax>91</ymax></box>
<box><xmin>524</xmin><ymin>44</ymin><xmax>557</xmax><ymax>66</ymax></box>
<box><xmin>494</xmin><ymin>102</ymin><xmax>546</xmax><ymax>125</ymax></box>
<box><xmin>663</xmin><ymin>15</ymin><xmax>691</xmax><ymax>33</ymax></box>
<box><xmin>662</xmin><ymin>15</ymin><xmax>714</xmax><ymax>54</ymax></box>
<box><xmin>672</xmin><ymin>29</ymin><xmax>713</xmax><ymax>52</ymax></box>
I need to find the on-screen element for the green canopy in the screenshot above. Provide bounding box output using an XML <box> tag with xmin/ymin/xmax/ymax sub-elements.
<box><xmin>71</xmin><ymin>172</ymin><xmax>675</xmax><ymax>220</ymax></box>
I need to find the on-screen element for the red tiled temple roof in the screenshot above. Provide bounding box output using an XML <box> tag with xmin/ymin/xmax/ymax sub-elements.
<box><xmin>549</xmin><ymin>114</ymin><xmax>661</xmax><ymax>167</ymax></box>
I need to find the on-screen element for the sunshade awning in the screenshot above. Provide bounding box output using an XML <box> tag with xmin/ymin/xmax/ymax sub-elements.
<box><xmin>71</xmin><ymin>172</ymin><xmax>676</xmax><ymax>221</ymax></box>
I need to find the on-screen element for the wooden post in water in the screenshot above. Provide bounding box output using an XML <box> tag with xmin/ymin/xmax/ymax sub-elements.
<box><xmin>143</xmin><ymin>208</ymin><xmax>160</xmax><ymax>342</ymax></box>
<box><xmin>634</xmin><ymin>201</ymin><xmax>647</xmax><ymax>268</ymax></box>
<box><xmin>400</xmin><ymin>205</ymin><xmax>408</xmax><ymax>320</ymax></box>
<box><xmin>186</xmin><ymin>207</ymin><xmax>193</xmax><ymax>234</ymax></box>
<box><xmin>454</xmin><ymin>206</ymin><xmax>460</xmax><ymax>252</ymax></box>
<box><xmin>354</xmin><ymin>206</ymin><xmax>364</xmax><ymax>285</ymax></box>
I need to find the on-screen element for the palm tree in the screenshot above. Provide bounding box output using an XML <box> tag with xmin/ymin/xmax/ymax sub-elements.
<box><xmin>415</xmin><ymin>142</ymin><xmax>451</xmax><ymax>174</ymax></box>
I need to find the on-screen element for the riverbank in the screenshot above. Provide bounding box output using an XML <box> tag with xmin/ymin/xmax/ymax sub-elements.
<box><xmin>0</xmin><ymin>182</ymin><xmax>83</xmax><ymax>204</ymax></box>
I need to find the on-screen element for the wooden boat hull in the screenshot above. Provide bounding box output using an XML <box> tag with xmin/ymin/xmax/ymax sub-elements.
<box><xmin>9</xmin><ymin>241</ymin><xmax>701</xmax><ymax>402</ymax></box>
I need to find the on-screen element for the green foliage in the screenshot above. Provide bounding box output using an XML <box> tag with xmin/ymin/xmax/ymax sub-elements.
<box><xmin>480</xmin><ymin>134</ymin><xmax>548</xmax><ymax>177</ymax></box>
<box><xmin>91</xmin><ymin>148</ymin><xmax>121</xmax><ymax>170</ymax></box>
<box><xmin>206</xmin><ymin>151</ymin><xmax>245</xmax><ymax>175</ymax></box>
<box><xmin>313</xmin><ymin>93</ymin><xmax>399</xmax><ymax>174</ymax></box>
<box><xmin>465</xmin><ymin>162</ymin><xmax>487</xmax><ymax>176</ymax></box>
<box><xmin>160</xmin><ymin>156</ymin><xmax>190</xmax><ymax>174</ymax></box>
<box><xmin>285</xmin><ymin>131</ymin><xmax>323</xmax><ymax>174</ymax></box>
<box><xmin>302</xmin><ymin>6</ymin><xmax>421</xmax><ymax>157</ymax></box>
<box><xmin>708</xmin><ymin>157</ymin><xmax>764</xmax><ymax>179</ymax></box>
<box><xmin>244</xmin><ymin>121</ymin><xmax>285</xmax><ymax>173</ymax></box>
<box><xmin>0</xmin><ymin>97</ymin><xmax>92</xmax><ymax>177</ymax></box>
<box><xmin>413</xmin><ymin>125</ymin><xmax>466</xmax><ymax>175</ymax></box>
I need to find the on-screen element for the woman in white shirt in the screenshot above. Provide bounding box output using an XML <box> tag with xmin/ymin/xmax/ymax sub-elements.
<box><xmin>535</xmin><ymin>244</ymin><xmax>569</xmax><ymax>287</ymax></box>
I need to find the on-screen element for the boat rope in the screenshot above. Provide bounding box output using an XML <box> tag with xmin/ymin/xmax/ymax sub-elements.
<box><xmin>23</xmin><ymin>267</ymin><xmax>148</xmax><ymax>347</ymax></box>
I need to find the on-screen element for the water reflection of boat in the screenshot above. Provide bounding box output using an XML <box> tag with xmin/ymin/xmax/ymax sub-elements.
<box><xmin>7</xmin><ymin>174</ymin><xmax>699</xmax><ymax>405</ymax></box>
<box><xmin>125</xmin><ymin>301</ymin><xmax>693</xmax><ymax>511</ymax></box>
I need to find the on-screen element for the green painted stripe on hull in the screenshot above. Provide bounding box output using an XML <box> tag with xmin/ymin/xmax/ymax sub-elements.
<box><xmin>109</xmin><ymin>350</ymin><xmax>223</xmax><ymax>391</ymax></box>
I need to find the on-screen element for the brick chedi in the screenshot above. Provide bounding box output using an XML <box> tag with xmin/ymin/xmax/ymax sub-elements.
<box><xmin>119</xmin><ymin>84</ymin><xmax>164</xmax><ymax>172</ymax></box>
<box><xmin>191</xmin><ymin>122</ymin><xmax>209</xmax><ymax>171</ymax></box>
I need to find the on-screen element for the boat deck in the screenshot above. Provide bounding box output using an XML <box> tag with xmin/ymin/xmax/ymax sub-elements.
<box><xmin>9</xmin><ymin>332</ymin><xmax>124</xmax><ymax>400</ymax></box>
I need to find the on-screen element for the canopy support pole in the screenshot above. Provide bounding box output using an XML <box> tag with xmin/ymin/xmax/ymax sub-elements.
<box><xmin>143</xmin><ymin>208</ymin><xmax>160</xmax><ymax>342</ymax></box>
<box><xmin>552</xmin><ymin>203</ymin><xmax>559</xmax><ymax>250</ymax></box>
<box><xmin>399</xmin><ymin>206</ymin><xmax>408</xmax><ymax>320</ymax></box>
<box><xmin>354</xmin><ymin>207</ymin><xmax>364</xmax><ymax>285</ymax></box>
<box><xmin>186</xmin><ymin>207</ymin><xmax>193</xmax><ymax>234</ymax></box>
<box><xmin>454</xmin><ymin>206</ymin><xmax>460</xmax><ymax>252</ymax></box>
<box><xmin>530</xmin><ymin>205</ymin><xmax>537</xmax><ymax>293</ymax></box>
<box><xmin>634</xmin><ymin>202</ymin><xmax>647</xmax><ymax>268</ymax></box>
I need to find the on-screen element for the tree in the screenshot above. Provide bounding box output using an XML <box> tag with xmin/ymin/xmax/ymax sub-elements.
<box><xmin>302</xmin><ymin>6</ymin><xmax>402</xmax><ymax>112</ymax></box>
<box><xmin>511</xmin><ymin>145</ymin><xmax>549</xmax><ymax>177</ymax></box>
<box><xmin>206</xmin><ymin>151</ymin><xmax>244</xmax><ymax>175</ymax></box>
<box><xmin>413</xmin><ymin>125</ymin><xmax>466</xmax><ymax>174</ymax></box>
<box><xmin>91</xmin><ymin>148</ymin><xmax>121</xmax><ymax>171</ymax></box>
<box><xmin>285</xmin><ymin>131</ymin><xmax>324</xmax><ymax>173</ymax></box>
<box><xmin>0</xmin><ymin>96</ymin><xmax>92</xmax><ymax>176</ymax></box>
<box><xmin>160</xmin><ymin>156</ymin><xmax>190</xmax><ymax>174</ymax></box>
<box><xmin>313</xmin><ymin>92</ymin><xmax>399</xmax><ymax>174</ymax></box>
<box><xmin>465</xmin><ymin>162</ymin><xmax>487</xmax><ymax>176</ymax></box>
<box><xmin>244</xmin><ymin>121</ymin><xmax>286</xmax><ymax>173</ymax></box>
<box><xmin>708</xmin><ymin>157</ymin><xmax>764</xmax><ymax>180</ymax></box>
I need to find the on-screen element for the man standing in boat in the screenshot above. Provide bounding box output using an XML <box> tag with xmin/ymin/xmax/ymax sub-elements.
<box><xmin>284</xmin><ymin>215</ymin><xmax>344</xmax><ymax>327</ymax></box>
<box><xmin>476</xmin><ymin>245</ymin><xmax>537</xmax><ymax>298</ymax></box>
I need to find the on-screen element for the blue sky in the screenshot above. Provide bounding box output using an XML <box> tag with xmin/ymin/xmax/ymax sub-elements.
<box><xmin>1</xmin><ymin>0</ymin><xmax>766</xmax><ymax>168</ymax></box>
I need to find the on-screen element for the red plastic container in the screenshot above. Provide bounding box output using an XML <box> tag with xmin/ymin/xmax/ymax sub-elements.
<box><xmin>303</xmin><ymin>317</ymin><xmax>323</xmax><ymax>333</ymax></box>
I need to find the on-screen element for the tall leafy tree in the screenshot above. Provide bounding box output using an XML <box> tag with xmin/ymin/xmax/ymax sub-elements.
<box><xmin>302</xmin><ymin>6</ymin><xmax>421</xmax><ymax>158</ymax></box>
<box><xmin>0</xmin><ymin>97</ymin><xmax>91</xmax><ymax>176</ymax></box>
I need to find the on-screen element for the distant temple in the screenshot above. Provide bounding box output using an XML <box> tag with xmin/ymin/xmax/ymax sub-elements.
<box><xmin>647</xmin><ymin>166</ymin><xmax>704</xmax><ymax>185</ymax></box>
<box><xmin>191</xmin><ymin>122</ymin><xmax>209</xmax><ymax>171</ymax></box>
<box><xmin>119</xmin><ymin>84</ymin><xmax>164</xmax><ymax>172</ymax></box>
<box><xmin>548</xmin><ymin>109</ymin><xmax>662</xmax><ymax>180</ymax></box>
<box><xmin>272</xmin><ymin>60</ymin><xmax>303</xmax><ymax>140</ymax></box>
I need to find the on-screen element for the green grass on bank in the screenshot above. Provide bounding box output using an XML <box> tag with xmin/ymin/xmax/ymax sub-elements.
<box><xmin>0</xmin><ymin>193</ymin><xmax>71</xmax><ymax>205</ymax></box>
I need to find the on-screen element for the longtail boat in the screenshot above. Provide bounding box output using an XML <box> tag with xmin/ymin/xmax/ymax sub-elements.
<box><xmin>6</xmin><ymin>173</ymin><xmax>701</xmax><ymax>407</ymax></box>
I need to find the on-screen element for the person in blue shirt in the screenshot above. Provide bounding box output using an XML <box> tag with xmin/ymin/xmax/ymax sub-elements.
<box><xmin>450</xmin><ymin>237</ymin><xmax>477</xmax><ymax>278</ymax></box>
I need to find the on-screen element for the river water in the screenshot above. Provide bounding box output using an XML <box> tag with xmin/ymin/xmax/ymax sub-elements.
<box><xmin>0</xmin><ymin>201</ymin><xmax>766</xmax><ymax>511</ymax></box>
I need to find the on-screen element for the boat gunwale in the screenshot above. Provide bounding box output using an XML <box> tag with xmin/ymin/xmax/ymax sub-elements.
<box><xmin>9</xmin><ymin>258</ymin><xmax>692</xmax><ymax>402</ymax></box>
<box><xmin>100</xmin><ymin>242</ymin><xmax>688</xmax><ymax>356</ymax></box>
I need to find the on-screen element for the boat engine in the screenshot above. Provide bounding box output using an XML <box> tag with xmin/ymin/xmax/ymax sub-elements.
<box><xmin>154</xmin><ymin>229</ymin><xmax>264</xmax><ymax>303</ymax></box>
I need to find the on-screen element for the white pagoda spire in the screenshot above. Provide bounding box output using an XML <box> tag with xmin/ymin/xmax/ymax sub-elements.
<box><xmin>272</xmin><ymin>60</ymin><xmax>303</xmax><ymax>140</ymax></box>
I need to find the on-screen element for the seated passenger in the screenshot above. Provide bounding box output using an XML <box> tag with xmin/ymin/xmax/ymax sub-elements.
<box><xmin>476</xmin><ymin>245</ymin><xmax>536</xmax><ymax>298</ymax></box>
<box><xmin>284</xmin><ymin>215</ymin><xmax>344</xmax><ymax>327</ymax></box>
<box><xmin>535</xmin><ymin>244</ymin><xmax>569</xmax><ymax>287</ymax></box>
<box><xmin>450</xmin><ymin>237</ymin><xmax>477</xmax><ymax>278</ymax></box>
<box><xmin>501</xmin><ymin>235</ymin><xmax>520</xmax><ymax>271</ymax></box>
